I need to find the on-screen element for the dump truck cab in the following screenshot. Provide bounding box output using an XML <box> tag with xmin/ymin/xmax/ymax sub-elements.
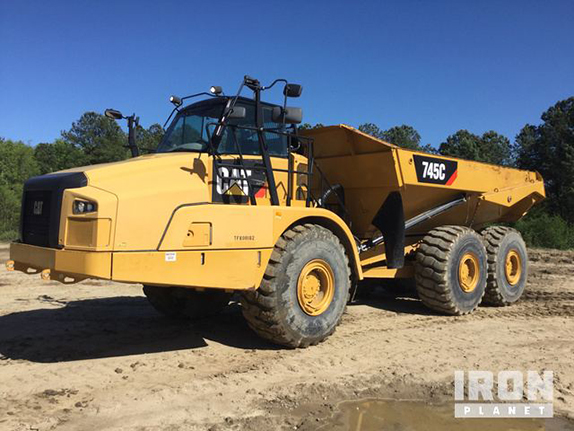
<box><xmin>157</xmin><ymin>93</ymin><xmax>306</xmax><ymax>207</ymax></box>
<box><xmin>8</xmin><ymin>75</ymin><xmax>546</xmax><ymax>348</ymax></box>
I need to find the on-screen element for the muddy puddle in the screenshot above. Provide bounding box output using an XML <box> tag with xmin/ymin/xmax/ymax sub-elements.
<box><xmin>319</xmin><ymin>399</ymin><xmax>574</xmax><ymax>431</ymax></box>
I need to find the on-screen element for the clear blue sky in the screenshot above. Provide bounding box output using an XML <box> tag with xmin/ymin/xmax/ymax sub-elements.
<box><xmin>1</xmin><ymin>0</ymin><xmax>573</xmax><ymax>148</ymax></box>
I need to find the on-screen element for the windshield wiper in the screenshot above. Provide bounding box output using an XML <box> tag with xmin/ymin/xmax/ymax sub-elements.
<box><xmin>165</xmin><ymin>147</ymin><xmax>201</xmax><ymax>153</ymax></box>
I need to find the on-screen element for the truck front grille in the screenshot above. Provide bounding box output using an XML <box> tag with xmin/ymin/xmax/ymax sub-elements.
<box><xmin>22</xmin><ymin>190</ymin><xmax>53</xmax><ymax>247</ymax></box>
<box><xmin>20</xmin><ymin>172</ymin><xmax>88</xmax><ymax>248</ymax></box>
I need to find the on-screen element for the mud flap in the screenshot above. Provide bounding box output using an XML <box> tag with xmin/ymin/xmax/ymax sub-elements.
<box><xmin>372</xmin><ymin>192</ymin><xmax>405</xmax><ymax>269</ymax></box>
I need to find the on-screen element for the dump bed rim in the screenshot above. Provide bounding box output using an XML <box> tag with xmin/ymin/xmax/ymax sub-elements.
<box><xmin>302</xmin><ymin>124</ymin><xmax>544</xmax><ymax>178</ymax></box>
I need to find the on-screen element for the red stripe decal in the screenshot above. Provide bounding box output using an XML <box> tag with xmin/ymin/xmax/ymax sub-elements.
<box><xmin>445</xmin><ymin>169</ymin><xmax>458</xmax><ymax>186</ymax></box>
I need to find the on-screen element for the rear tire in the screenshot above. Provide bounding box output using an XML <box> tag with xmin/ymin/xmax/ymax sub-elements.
<box><xmin>480</xmin><ymin>226</ymin><xmax>528</xmax><ymax>306</ymax></box>
<box><xmin>415</xmin><ymin>226</ymin><xmax>487</xmax><ymax>315</ymax></box>
<box><xmin>241</xmin><ymin>224</ymin><xmax>351</xmax><ymax>348</ymax></box>
<box><xmin>142</xmin><ymin>285</ymin><xmax>232</xmax><ymax>320</ymax></box>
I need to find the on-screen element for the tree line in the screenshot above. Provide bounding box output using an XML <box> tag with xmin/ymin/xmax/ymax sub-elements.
<box><xmin>1</xmin><ymin>97</ymin><xmax>573</xmax><ymax>248</ymax></box>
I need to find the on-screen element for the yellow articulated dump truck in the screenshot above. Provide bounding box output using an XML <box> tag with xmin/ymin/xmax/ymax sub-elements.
<box><xmin>7</xmin><ymin>76</ymin><xmax>545</xmax><ymax>347</ymax></box>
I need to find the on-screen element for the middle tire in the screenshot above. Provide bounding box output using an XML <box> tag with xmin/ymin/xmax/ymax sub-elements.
<box><xmin>415</xmin><ymin>225</ymin><xmax>487</xmax><ymax>315</ymax></box>
<box><xmin>241</xmin><ymin>224</ymin><xmax>351</xmax><ymax>348</ymax></box>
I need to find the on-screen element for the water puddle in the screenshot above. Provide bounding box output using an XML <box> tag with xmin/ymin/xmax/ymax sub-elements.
<box><xmin>320</xmin><ymin>399</ymin><xmax>574</xmax><ymax>431</ymax></box>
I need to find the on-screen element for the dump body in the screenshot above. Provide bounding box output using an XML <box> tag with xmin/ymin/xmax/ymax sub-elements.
<box><xmin>302</xmin><ymin>125</ymin><xmax>545</xmax><ymax>246</ymax></box>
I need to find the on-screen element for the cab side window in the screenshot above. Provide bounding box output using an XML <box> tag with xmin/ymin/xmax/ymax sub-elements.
<box><xmin>263</xmin><ymin>106</ymin><xmax>288</xmax><ymax>157</ymax></box>
<box><xmin>218</xmin><ymin>103</ymin><xmax>288</xmax><ymax>157</ymax></box>
<box><xmin>218</xmin><ymin>103</ymin><xmax>259</xmax><ymax>155</ymax></box>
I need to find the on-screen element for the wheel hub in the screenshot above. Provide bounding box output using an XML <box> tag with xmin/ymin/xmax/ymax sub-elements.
<box><xmin>505</xmin><ymin>249</ymin><xmax>522</xmax><ymax>286</ymax></box>
<box><xmin>459</xmin><ymin>252</ymin><xmax>479</xmax><ymax>293</ymax></box>
<box><xmin>297</xmin><ymin>259</ymin><xmax>335</xmax><ymax>316</ymax></box>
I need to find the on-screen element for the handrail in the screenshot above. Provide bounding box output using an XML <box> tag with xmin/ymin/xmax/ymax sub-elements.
<box><xmin>204</xmin><ymin>122</ymin><xmax>350</xmax><ymax>219</ymax></box>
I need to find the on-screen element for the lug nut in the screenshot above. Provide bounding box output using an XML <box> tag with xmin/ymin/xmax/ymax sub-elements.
<box><xmin>41</xmin><ymin>269</ymin><xmax>51</xmax><ymax>281</ymax></box>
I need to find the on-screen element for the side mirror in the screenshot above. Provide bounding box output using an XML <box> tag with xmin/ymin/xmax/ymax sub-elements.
<box><xmin>272</xmin><ymin>106</ymin><xmax>302</xmax><ymax>124</ymax></box>
<box><xmin>227</xmin><ymin>106</ymin><xmax>246</xmax><ymax>119</ymax></box>
<box><xmin>104</xmin><ymin>109</ymin><xmax>123</xmax><ymax>120</ymax></box>
<box><xmin>284</xmin><ymin>83</ymin><xmax>303</xmax><ymax>98</ymax></box>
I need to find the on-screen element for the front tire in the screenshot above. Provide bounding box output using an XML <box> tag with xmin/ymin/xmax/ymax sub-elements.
<box><xmin>241</xmin><ymin>224</ymin><xmax>351</xmax><ymax>348</ymax></box>
<box><xmin>480</xmin><ymin>226</ymin><xmax>528</xmax><ymax>306</ymax></box>
<box><xmin>415</xmin><ymin>226</ymin><xmax>487</xmax><ymax>315</ymax></box>
<box><xmin>143</xmin><ymin>285</ymin><xmax>232</xmax><ymax>320</ymax></box>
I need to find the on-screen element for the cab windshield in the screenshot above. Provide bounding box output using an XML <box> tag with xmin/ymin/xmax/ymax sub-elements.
<box><xmin>156</xmin><ymin>100</ymin><xmax>288</xmax><ymax>157</ymax></box>
<box><xmin>156</xmin><ymin>102</ymin><xmax>223</xmax><ymax>153</ymax></box>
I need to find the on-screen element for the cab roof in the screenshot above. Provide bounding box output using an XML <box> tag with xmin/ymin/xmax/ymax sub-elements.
<box><xmin>180</xmin><ymin>95</ymin><xmax>280</xmax><ymax>114</ymax></box>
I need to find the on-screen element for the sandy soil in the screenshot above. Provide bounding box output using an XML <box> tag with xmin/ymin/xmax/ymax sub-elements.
<box><xmin>0</xmin><ymin>244</ymin><xmax>573</xmax><ymax>430</ymax></box>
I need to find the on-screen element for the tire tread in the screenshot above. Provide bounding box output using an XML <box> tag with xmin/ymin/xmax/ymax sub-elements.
<box><xmin>480</xmin><ymin>226</ymin><xmax>526</xmax><ymax>306</ymax></box>
<box><xmin>415</xmin><ymin>225</ymin><xmax>486</xmax><ymax>315</ymax></box>
<box><xmin>240</xmin><ymin>224</ymin><xmax>350</xmax><ymax>348</ymax></box>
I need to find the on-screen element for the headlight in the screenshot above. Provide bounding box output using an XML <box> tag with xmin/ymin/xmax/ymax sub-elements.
<box><xmin>73</xmin><ymin>200</ymin><xmax>97</xmax><ymax>214</ymax></box>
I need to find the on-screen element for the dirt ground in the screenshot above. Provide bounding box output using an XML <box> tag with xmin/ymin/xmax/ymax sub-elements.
<box><xmin>1</xmin><ymin>244</ymin><xmax>573</xmax><ymax>430</ymax></box>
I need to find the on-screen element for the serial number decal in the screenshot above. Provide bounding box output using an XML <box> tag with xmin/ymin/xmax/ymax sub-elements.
<box><xmin>234</xmin><ymin>235</ymin><xmax>255</xmax><ymax>241</ymax></box>
<box><xmin>413</xmin><ymin>155</ymin><xmax>458</xmax><ymax>186</ymax></box>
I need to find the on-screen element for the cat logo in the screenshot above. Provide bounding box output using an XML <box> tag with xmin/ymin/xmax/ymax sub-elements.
<box><xmin>33</xmin><ymin>201</ymin><xmax>44</xmax><ymax>215</ymax></box>
<box><xmin>224</xmin><ymin>181</ymin><xmax>247</xmax><ymax>197</ymax></box>
<box><xmin>216</xmin><ymin>166</ymin><xmax>250</xmax><ymax>196</ymax></box>
<box><xmin>213</xmin><ymin>159</ymin><xmax>267</xmax><ymax>204</ymax></box>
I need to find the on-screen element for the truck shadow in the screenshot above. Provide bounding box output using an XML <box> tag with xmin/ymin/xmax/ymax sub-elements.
<box><xmin>353</xmin><ymin>282</ymin><xmax>438</xmax><ymax>316</ymax></box>
<box><xmin>0</xmin><ymin>286</ymin><xmax>437</xmax><ymax>363</ymax></box>
<box><xmin>0</xmin><ymin>296</ymin><xmax>278</xmax><ymax>363</ymax></box>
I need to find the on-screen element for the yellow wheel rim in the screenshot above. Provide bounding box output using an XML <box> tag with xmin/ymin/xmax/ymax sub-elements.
<box><xmin>459</xmin><ymin>252</ymin><xmax>480</xmax><ymax>293</ymax></box>
<box><xmin>297</xmin><ymin>259</ymin><xmax>335</xmax><ymax>316</ymax></box>
<box><xmin>505</xmin><ymin>249</ymin><xmax>522</xmax><ymax>286</ymax></box>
